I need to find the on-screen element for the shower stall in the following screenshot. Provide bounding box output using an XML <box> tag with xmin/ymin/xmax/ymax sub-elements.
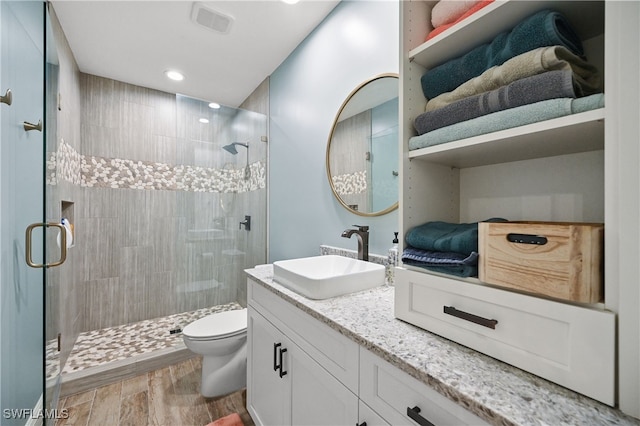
<box><xmin>44</xmin><ymin>73</ymin><xmax>268</xmax><ymax>405</ymax></box>
<box><xmin>2</xmin><ymin>2</ymin><xmax>267</xmax><ymax>415</ymax></box>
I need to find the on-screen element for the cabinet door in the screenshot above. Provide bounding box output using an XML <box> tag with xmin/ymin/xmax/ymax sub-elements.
<box><xmin>247</xmin><ymin>309</ymin><xmax>291</xmax><ymax>426</ymax></box>
<box><xmin>358</xmin><ymin>400</ymin><xmax>390</xmax><ymax>426</ymax></box>
<box><xmin>290</xmin><ymin>343</ymin><xmax>358</xmax><ymax>426</ymax></box>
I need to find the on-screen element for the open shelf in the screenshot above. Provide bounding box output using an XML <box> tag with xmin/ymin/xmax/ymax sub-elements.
<box><xmin>409</xmin><ymin>0</ymin><xmax>604</xmax><ymax>70</ymax></box>
<box><xmin>408</xmin><ymin>108</ymin><xmax>604</xmax><ymax>168</ymax></box>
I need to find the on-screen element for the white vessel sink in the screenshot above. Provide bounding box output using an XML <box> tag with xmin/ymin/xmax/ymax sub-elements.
<box><xmin>273</xmin><ymin>255</ymin><xmax>385</xmax><ymax>300</ymax></box>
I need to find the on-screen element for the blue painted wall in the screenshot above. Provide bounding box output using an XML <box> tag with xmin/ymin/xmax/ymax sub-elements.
<box><xmin>269</xmin><ymin>0</ymin><xmax>399</xmax><ymax>262</ymax></box>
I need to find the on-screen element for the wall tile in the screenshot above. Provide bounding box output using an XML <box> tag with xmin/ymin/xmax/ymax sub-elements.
<box><xmin>55</xmin><ymin>71</ymin><xmax>267</xmax><ymax>335</ymax></box>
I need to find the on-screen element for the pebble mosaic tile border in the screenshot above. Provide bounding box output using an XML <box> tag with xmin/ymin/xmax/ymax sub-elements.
<box><xmin>46</xmin><ymin>302</ymin><xmax>243</xmax><ymax>379</ymax></box>
<box><xmin>47</xmin><ymin>140</ymin><xmax>265</xmax><ymax>193</ymax></box>
<box><xmin>331</xmin><ymin>170</ymin><xmax>367</xmax><ymax>195</ymax></box>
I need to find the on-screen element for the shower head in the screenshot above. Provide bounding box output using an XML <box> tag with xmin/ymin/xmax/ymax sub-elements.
<box><xmin>222</xmin><ymin>142</ymin><xmax>249</xmax><ymax>155</ymax></box>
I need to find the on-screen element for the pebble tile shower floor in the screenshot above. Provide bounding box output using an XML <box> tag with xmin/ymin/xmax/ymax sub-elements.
<box><xmin>47</xmin><ymin>302</ymin><xmax>243</xmax><ymax>378</ymax></box>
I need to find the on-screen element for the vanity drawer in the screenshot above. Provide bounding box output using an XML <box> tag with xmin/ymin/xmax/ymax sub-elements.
<box><xmin>394</xmin><ymin>268</ymin><xmax>615</xmax><ymax>405</ymax></box>
<box><xmin>360</xmin><ymin>348</ymin><xmax>489</xmax><ymax>426</ymax></box>
<box><xmin>248</xmin><ymin>278</ymin><xmax>359</xmax><ymax>393</ymax></box>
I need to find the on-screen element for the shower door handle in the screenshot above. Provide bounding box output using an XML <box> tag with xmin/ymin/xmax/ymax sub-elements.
<box><xmin>25</xmin><ymin>223</ymin><xmax>67</xmax><ymax>268</ymax></box>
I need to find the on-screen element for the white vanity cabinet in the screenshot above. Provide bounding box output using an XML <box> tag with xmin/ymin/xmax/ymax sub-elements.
<box><xmin>397</xmin><ymin>0</ymin><xmax>640</xmax><ymax>415</ymax></box>
<box><xmin>358</xmin><ymin>401</ymin><xmax>390</xmax><ymax>426</ymax></box>
<box><xmin>247</xmin><ymin>309</ymin><xmax>292</xmax><ymax>426</ymax></box>
<box><xmin>247</xmin><ymin>308</ymin><xmax>358</xmax><ymax>426</ymax></box>
<box><xmin>247</xmin><ymin>277</ymin><xmax>487</xmax><ymax>426</ymax></box>
<box><xmin>247</xmin><ymin>279</ymin><xmax>359</xmax><ymax>426</ymax></box>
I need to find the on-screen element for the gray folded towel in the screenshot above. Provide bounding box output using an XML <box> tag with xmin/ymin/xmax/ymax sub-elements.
<box><xmin>415</xmin><ymin>70</ymin><xmax>576</xmax><ymax>135</ymax></box>
<box><xmin>425</xmin><ymin>46</ymin><xmax>601</xmax><ymax>113</ymax></box>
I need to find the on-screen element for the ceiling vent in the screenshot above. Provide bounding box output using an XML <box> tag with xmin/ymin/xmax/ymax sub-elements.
<box><xmin>191</xmin><ymin>2</ymin><xmax>234</xmax><ymax>35</ymax></box>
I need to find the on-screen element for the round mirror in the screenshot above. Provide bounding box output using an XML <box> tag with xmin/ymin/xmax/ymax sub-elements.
<box><xmin>326</xmin><ymin>74</ymin><xmax>399</xmax><ymax>216</ymax></box>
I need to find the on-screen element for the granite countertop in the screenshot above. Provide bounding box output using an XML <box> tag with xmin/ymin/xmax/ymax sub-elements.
<box><xmin>245</xmin><ymin>264</ymin><xmax>639</xmax><ymax>426</ymax></box>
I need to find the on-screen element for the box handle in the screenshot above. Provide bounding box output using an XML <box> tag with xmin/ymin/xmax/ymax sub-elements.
<box><xmin>444</xmin><ymin>306</ymin><xmax>498</xmax><ymax>329</ymax></box>
<box><xmin>506</xmin><ymin>233</ymin><xmax>548</xmax><ymax>245</ymax></box>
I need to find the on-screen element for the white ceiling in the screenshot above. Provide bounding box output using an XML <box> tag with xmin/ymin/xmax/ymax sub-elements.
<box><xmin>51</xmin><ymin>0</ymin><xmax>340</xmax><ymax>107</ymax></box>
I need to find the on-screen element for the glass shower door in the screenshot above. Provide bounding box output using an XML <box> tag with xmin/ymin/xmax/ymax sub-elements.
<box><xmin>1</xmin><ymin>1</ymin><xmax>46</xmax><ymax>424</ymax></box>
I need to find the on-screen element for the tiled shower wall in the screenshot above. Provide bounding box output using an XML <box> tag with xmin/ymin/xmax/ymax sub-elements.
<box><xmin>48</xmin><ymin>7</ymin><xmax>268</xmax><ymax>369</ymax></box>
<box><xmin>70</xmin><ymin>74</ymin><xmax>267</xmax><ymax>331</ymax></box>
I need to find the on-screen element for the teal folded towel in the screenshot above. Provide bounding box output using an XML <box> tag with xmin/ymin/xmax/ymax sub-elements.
<box><xmin>415</xmin><ymin>69</ymin><xmax>576</xmax><ymax>135</ymax></box>
<box><xmin>421</xmin><ymin>9</ymin><xmax>584</xmax><ymax>100</ymax></box>
<box><xmin>405</xmin><ymin>219</ymin><xmax>506</xmax><ymax>256</ymax></box>
<box><xmin>409</xmin><ymin>93</ymin><xmax>604</xmax><ymax>151</ymax></box>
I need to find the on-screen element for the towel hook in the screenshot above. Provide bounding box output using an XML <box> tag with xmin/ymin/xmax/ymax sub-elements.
<box><xmin>1</xmin><ymin>89</ymin><xmax>12</xmax><ymax>106</ymax></box>
<box><xmin>23</xmin><ymin>119</ymin><xmax>42</xmax><ymax>132</ymax></box>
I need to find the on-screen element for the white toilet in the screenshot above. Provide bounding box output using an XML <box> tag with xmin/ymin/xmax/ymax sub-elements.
<box><xmin>182</xmin><ymin>308</ymin><xmax>248</xmax><ymax>397</ymax></box>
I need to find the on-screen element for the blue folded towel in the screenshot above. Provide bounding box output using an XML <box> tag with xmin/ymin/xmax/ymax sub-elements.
<box><xmin>402</xmin><ymin>260</ymin><xmax>478</xmax><ymax>278</ymax></box>
<box><xmin>414</xmin><ymin>70</ymin><xmax>576</xmax><ymax>135</ymax></box>
<box><xmin>421</xmin><ymin>9</ymin><xmax>584</xmax><ymax>100</ymax></box>
<box><xmin>409</xmin><ymin>93</ymin><xmax>604</xmax><ymax>151</ymax></box>
<box><xmin>402</xmin><ymin>246</ymin><xmax>479</xmax><ymax>265</ymax></box>
<box><xmin>401</xmin><ymin>247</ymin><xmax>479</xmax><ymax>277</ymax></box>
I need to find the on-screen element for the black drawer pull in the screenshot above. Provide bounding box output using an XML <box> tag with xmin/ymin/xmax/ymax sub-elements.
<box><xmin>407</xmin><ymin>406</ymin><xmax>434</xmax><ymax>426</ymax></box>
<box><xmin>444</xmin><ymin>306</ymin><xmax>498</xmax><ymax>329</ymax></box>
<box><xmin>357</xmin><ymin>422</ymin><xmax>367</xmax><ymax>426</ymax></box>
<box><xmin>278</xmin><ymin>347</ymin><xmax>288</xmax><ymax>378</ymax></box>
<box><xmin>507</xmin><ymin>233</ymin><xmax>547</xmax><ymax>245</ymax></box>
<box><xmin>273</xmin><ymin>343</ymin><xmax>281</xmax><ymax>371</ymax></box>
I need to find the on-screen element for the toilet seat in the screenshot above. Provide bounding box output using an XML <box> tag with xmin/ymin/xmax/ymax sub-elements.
<box><xmin>183</xmin><ymin>308</ymin><xmax>247</xmax><ymax>341</ymax></box>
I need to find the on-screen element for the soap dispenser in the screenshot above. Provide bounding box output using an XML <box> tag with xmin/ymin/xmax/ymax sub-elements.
<box><xmin>389</xmin><ymin>232</ymin><xmax>399</xmax><ymax>267</ymax></box>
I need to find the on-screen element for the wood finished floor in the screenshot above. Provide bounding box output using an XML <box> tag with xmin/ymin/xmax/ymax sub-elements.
<box><xmin>56</xmin><ymin>357</ymin><xmax>255</xmax><ymax>426</ymax></box>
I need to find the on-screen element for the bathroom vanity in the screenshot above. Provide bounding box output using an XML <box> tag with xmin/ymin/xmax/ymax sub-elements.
<box><xmin>245</xmin><ymin>265</ymin><xmax>637</xmax><ymax>426</ymax></box>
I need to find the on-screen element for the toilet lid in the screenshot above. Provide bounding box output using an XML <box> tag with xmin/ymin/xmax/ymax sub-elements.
<box><xmin>183</xmin><ymin>308</ymin><xmax>247</xmax><ymax>339</ymax></box>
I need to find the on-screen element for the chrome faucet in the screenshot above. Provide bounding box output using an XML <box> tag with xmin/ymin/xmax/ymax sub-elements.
<box><xmin>341</xmin><ymin>225</ymin><xmax>369</xmax><ymax>261</ymax></box>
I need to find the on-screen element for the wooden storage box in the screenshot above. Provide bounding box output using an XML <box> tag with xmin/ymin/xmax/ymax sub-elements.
<box><xmin>478</xmin><ymin>221</ymin><xmax>603</xmax><ymax>303</ymax></box>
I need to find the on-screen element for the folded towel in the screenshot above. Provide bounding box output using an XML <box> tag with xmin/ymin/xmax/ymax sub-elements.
<box><xmin>421</xmin><ymin>9</ymin><xmax>584</xmax><ymax>100</ymax></box>
<box><xmin>402</xmin><ymin>259</ymin><xmax>478</xmax><ymax>278</ymax></box>
<box><xmin>425</xmin><ymin>46</ymin><xmax>600</xmax><ymax>112</ymax></box>
<box><xmin>401</xmin><ymin>247</ymin><xmax>480</xmax><ymax>277</ymax></box>
<box><xmin>402</xmin><ymin>246</ymin><xmax>479</xmax><ymax>265</ymax></box>
<box><xmin>415</xmin><ymin>70</ymin><xmax>576</xmax><ymax>135</ymax></box>
<box><xmin>409</xmin><ymin>93</ymin><xmax>604</xmax><ymax>151</ymax></box>
<box><xmin>406</xmin><ymin>220</ymin><xmax>492</xmax><ymax>255</ymax></box>
<box><xmin>427</xmin><ymin>0</ymin><xmax>495</xmax><ymax>41</ymax></box>
<box><xmin>431</xmin><ymin>0</ymin><xmax>484</xmax><ymax>28</ymax></box>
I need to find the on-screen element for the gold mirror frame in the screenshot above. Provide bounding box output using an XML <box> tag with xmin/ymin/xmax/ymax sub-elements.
<box><xmin>326</xmin><ymin>73</ymin><xmax>399</xmax><ymax>217</ymax></box>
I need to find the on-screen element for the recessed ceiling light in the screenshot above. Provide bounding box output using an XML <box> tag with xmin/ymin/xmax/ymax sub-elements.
<box><xmin>165</xmin><ymin>70</ymin><xmax>184</xmax><ymax>81</ymax></box>
<box><xmin>208</xmin><ymin>102</ymin><xmax>221</xmax><ymax>109</ymax></box>
<box><xmin>282</xmin><ymin>0</ymin><xmax>299</xmax><ymax>4</ymax></box>
<box><xmin>199</xmin><ymin>118</ymin><xmax>209</xmax><ymax>124</ymax></box>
